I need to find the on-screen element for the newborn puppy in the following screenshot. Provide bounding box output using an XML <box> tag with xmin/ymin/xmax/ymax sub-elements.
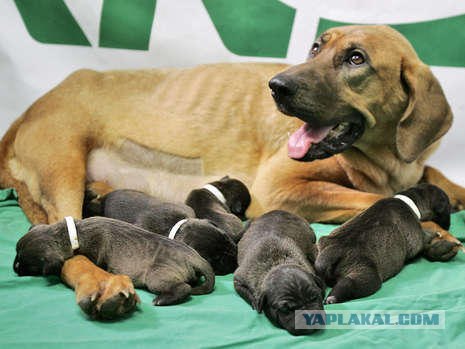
<box><xmin>185</xmin><ymin>176</ymin><xmax>251</xmax><ymax>242</ymax></box>
<box><xmin>14</xmin><ymin>217</ymin><xmax>215</xmax><ymax>306</ymax></box>
<box><xmin>86</xmin><ymin>189</ymin><xmax>237</xmax><ymax>275</ymax></box>
<box><xmin>316</xmin><ymin>183</ymin><xmax>458</xmax><ymax>305</ymax></box>
<box><xmin>234</xmin><ymin>210</ymin><xmax>325</xmax><ymax>336</ymax></box>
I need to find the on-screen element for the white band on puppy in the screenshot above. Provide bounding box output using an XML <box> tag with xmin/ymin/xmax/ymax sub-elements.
<box><xmin>168</xmin><ymin>219</ymin><xmax>188</xmax><ymax>240</ymax></box>
<box><xmin>393</xmin><ymin>195</ymin><xmax>421</xmax><ymax>220</ymax></box>
<box><xmin>203</xmin><ymin>184</ymin><xmax>227</xmax><ymax>205</ymax></box>
<box><xmin>64</xmin><ymin>216</ymin><xmax>79</xmax><ymax>250</ymax></box>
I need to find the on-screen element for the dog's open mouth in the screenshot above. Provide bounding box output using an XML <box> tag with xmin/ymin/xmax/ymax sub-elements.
<box><xmin>288</xmin><ymin>120</ymin><xmax>364</xmax><ymax>161</ymax></box>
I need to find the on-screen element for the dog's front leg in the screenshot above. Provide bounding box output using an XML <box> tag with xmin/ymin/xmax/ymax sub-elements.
<box><xmin>422</xmin><ymin>165</ymin><xmax>465</xmax><ymax>211</ymax></box>
<box><xmin>61</xmin><ymin>255</ymin><xmax>140</xmax><ymax>319</ymax></box>
<box><xmin>250</xmin><ymin>178</ymin><xmax>383</xmax><ymax>224</ymax></box>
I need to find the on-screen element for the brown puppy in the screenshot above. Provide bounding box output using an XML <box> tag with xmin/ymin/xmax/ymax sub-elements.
<box><xmin>1</xmin><ymin>25</ymin><xmax>464</xmax><ymax>318</ymax></box>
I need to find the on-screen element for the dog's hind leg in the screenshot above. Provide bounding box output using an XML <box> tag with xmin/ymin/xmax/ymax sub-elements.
<box><xmin>325</xmin><ymin>268</ymin><xmax>382</xmax><ymax>304</ymax></box>
<box><xmin>146</xmin><ymin>268</ymin><xmax>192</xmax><ymax>306</ymax></box>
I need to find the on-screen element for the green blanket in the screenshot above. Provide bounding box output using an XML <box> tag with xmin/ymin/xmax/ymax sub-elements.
<box><xmin>1</xmin><ymin>188</ymin><xmax>464</xmax><ymax>348</ymax></box>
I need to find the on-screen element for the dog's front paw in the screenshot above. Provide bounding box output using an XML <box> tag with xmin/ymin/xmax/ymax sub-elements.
<box><xmin>424</xmin><ymin>238</ymin><xmax>460</xmax><ymax>262</ymax></box>
<box><xmin>77</xmin><ymin>274</ymin><xmax>140</xmax><ymax>320</ymax></box>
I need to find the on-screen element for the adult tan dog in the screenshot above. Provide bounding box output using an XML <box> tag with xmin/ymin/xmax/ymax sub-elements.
<box><xmin>2</xmin><ymin>25</ymin><xmax>464</xmax><ymax>318</ymax></box>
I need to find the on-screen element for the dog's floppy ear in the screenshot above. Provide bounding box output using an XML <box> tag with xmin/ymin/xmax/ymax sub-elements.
<box><xmin>396</xmin><ymin>60</ymin><xmax>452</xmax><ymax>163</ymax></box>
<box><xmin>41</xmin><ymin>253</ymin><xmax>65</xmax><ymax>275</ymax></box>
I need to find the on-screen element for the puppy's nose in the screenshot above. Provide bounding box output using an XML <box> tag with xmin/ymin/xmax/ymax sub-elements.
<box><xmin>13</xmin><ymin>256</ymin><xmax>20</xmax><ymax>274</ymax></box>
<box><xmin>269</xmin><ymin>75</ymin><xmax>298</xmax><ymax>97</ymax></box>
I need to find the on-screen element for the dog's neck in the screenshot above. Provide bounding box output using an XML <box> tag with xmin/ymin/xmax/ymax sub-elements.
<box><xmin>56</xmin><ymin>219</ymin><xmax>103</xmax><ymax>263</ymax></box>
<box><xmin>336</xmin><ymin>146</ymin><xmax>425</xmax><ymax>195</ymax></box>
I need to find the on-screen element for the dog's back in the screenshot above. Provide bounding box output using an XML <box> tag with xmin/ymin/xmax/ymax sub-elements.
<box><xmin>238</xmin><ymin>210</ymin><xmax>316</xmax><ymax>264</ymax></box>
<box><xmin>236</xmin><ymin>210</ymin><xmax>317</xmax><ymax>297</ymax></box>
<box><xmin>87</xmin><ymin>189</ymin><xmax>195</xmax><ymax>231</ymax></box>
<box><xmin>317</xmin><ymin>199</ymin><xmax>423</xmax><ymax>283</ymax></box>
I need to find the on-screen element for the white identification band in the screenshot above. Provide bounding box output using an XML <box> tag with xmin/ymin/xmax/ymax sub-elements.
<box><xmin>393</xmin><ymin>194</ymin><xmax>421</xmax><ymax>220</ymax></box>
<box><xmin>168</xmin><ymin>219</ymin><xmax>188</xmax><ymax>240</ymax></box>
<box><xmin>64</xmin><ymin>216</ymin><xmax>80</xmax><ymax>250</ymax></box>
<box><xmin>203</xmin><ymin>184</ymin><xmax>227</xmax><ymax>205</ymax></box>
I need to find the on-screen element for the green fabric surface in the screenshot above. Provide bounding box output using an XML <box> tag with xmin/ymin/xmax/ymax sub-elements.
<box><xmin>1</xmin><ymin>188</ymin><xmax>465</xmax><ymax>348</ymax></box>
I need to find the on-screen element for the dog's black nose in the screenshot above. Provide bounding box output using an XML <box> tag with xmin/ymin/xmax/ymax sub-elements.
<box><xmin>269</xmin><ymin>75</ymin><xmax>298</xmax><ymax>97</ymax></box>
<box><xmin>13</xmin><ymin>255</ymin><xmax>20</xmax><ymax>274</ymax></box>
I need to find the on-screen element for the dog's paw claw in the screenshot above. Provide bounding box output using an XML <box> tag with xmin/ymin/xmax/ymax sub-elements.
<box><xmin>77</xmin><ymin>292</ymin><xmax>100</xmax><ymax>318</ymax></box>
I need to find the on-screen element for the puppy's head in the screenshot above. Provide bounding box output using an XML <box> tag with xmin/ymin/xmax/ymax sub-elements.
<box><xmin>399</xmin><ymin>183</ymin><xmax>451</xmax><ymax>229</ymax></box>
<box><xmin>258</xmin><ymin>265</ymin><xmax>325</xmax><ymax>335</ymax></box>
<box><xmin>13</xmin><ymin>223</ymin><xmax>70</xmax><ymax>276</ymax></box>
<box><xmin>179</xmin><ymin>219</ymin><xmax>237</xmax><ymax>275</ymax></box>
<box><xmin>270</xmin><ymin>25</ymin><xmax>451</xmax><ymax>162</ymax></box>
<box><xmin>210</xmin><ymin>176</ymin><xmax>251</xmax><ymax>220</ymax></box>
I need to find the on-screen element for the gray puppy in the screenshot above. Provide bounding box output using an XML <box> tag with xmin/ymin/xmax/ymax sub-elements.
<box><xmin>316</xmin><ymin>183</ymin><xmax>458</xmax><ymax>304</ymax></box>
<box><xmin>234</xmin><ymin>210</ymin><xmax>325</xmax><ymax>336</ymax></box>
<box><xmin>85</xmin><ymin>189</ymin><xmax>237</xmax><ymax>275</ymax></box>
<box><xmin>14</xmin><ymin>217</ymin><xmax>215</xmax><ymax>306</ymax></box>
<box><xmin>185</xmin><ymin>176</ymin><xmax>251</xmax><ymax>242</ymax></box>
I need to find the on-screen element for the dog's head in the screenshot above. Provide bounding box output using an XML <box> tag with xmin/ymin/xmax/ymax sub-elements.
<box><xmin>179</xmin><ymin>219</ymin><xmax>238</xmax><ymax>275</ymax></box>
<box><xmin>210</xmin><ymin>176</ymin><xmax>251</xmax><ymax>219</ymax></box>
<box><xmin>13</xmin><ymin>223</ymin><xmax>70</xmax><ymax>276</ymax></box>
<box><xmin>257</xmin><ymin>265</ymin><xmax>325</xmax><ymax>335</ymax></box>
<box><xmin>269</xmin><ymin>25</ymin><xmax>452</xmax><ymax>162</ymax></box>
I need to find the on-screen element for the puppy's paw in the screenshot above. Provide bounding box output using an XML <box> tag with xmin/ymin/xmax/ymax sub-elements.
<box><xmin>324</xmin><ymin>296</ymin><xmax>338</xmax><ymax>305</ymax></box>
<box><xmin>152</xmin><ymin>283</ymin><xmax>191</xmax><ymax>306</ymax></box>
<box><xmin>424</xmin><ymin>239</ymin><xmax>460</xmax><ymax>262</ymax></box>
<box><xmin>77</xmin><ymin>274</ymin><xmax>140</xmax><ymax>320</ymax></box>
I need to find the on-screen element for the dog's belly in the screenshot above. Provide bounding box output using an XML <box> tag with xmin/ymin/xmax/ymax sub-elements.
<box><xmin>86</xmin><ymin>141</ymin><xmax>250</xmax><ymax>203</ymax></box>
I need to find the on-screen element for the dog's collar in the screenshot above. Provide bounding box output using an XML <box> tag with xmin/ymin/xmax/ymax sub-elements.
<box><xmin>203</xmin><ymin>184</ymin><xmax>227</xmax><ymax>205</ymax></box>
<box><xmin>168</xmin><ymin>219</ymin><xmax>188</xmax><ymax>240</ymax></box>
<box><xmin>64</xmin><ymin>216</ymin><xmax>80</xmax><ymax>250</ymax></box>
<box><xmin>393</xmin><ymin>194</ymin><xmax>421</xmax><ymax>220</ymax></box>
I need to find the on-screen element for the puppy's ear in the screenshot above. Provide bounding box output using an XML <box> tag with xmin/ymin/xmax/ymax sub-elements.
<box><xmin>231</xmin><ymin>201</ymin><xmax>243</xmax><ymax>216</ymax></box>
<box><xmin>396</xmin><ymin>60</ymin><xmax>452</xmax><ymax>163</ymax></box>
<box><xmin>220</xmin><ymin>175</ymin><xmax>230</xmax><ymax>182</ymax></box>
<box><xmin>41</xmin><ymin>254</ymin><xmax>65</xmax><ymax>275</ymax></box>
<box><xmin>314</xmin><ymin>275</ymin><xmax>326</xmax><ymax>299</ymax></box>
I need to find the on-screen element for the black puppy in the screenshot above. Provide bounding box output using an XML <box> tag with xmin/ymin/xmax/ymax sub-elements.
<box><xmin>185</xmin><ymin>176</ymin><xmax>251</xmax><ymax>242</ymax></box>
<box><xmin>86</xmin><ymin>189</ymin><xmax>237</xmax><ymax>275</ymax></box>
<box><xmin>234</xmin><ymin>210</ymin><xmax>325</xmax><ymax>336</ymax></box>
<box><xmin>14</xmin><ymin>217</ymin><xmax>214</xmax><ymax>306</ymax></box>
<box><xmin>316</xmin><ymin>183</ymin><xmax>459</xmax><ymax>304</ymax></box>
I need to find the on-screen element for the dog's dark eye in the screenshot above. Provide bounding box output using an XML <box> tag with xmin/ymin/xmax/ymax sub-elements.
<box><xmin>348</xmin><ymin>51</ymin><xmax>365</xmax><ymax>66</ymax></box>
<box><xmin>309</xmin><ymin>43</ymin><xmax>320</xmax><ymax>57</ymax></box>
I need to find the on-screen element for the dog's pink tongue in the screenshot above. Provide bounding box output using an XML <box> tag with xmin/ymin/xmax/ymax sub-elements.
<box><xmin>288</xmin><ymin>123</ymin><xmax>333</xmax><ymax>159</ymax></box>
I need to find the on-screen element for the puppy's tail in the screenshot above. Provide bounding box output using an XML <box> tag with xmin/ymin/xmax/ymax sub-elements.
<box><xmin>191</xmin><ymin>256</ymin><xmax>215</xmax><ymax>295</ymax></box>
